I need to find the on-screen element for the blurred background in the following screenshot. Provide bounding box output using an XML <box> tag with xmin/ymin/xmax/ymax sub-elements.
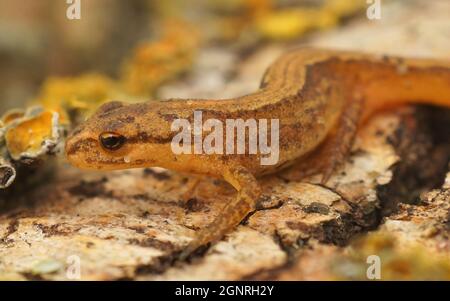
<box><xmin>0</xmin><ymin>0</ymin><xmax>368</xmax><ymax>112</ymax></box>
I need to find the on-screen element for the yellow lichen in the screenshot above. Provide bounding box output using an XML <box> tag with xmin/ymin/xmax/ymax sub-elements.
<box><xmin>254</xmin><ymin>0</ymin><xmax>364</xmax><ymax>40</ymax></box>
<box><xmin>331</xmin><ymin>232</ymin><xmax>450</xmax><ymax>280</ymax></box>
<box><xmin>121</xmin><ymin>19</ymin><xmax>201</xmax><ymax>95</ymax></box>
<box><xmin>255</xmin><ymin>9</ymin><xmax>332</xmax><ymax>40</ymax></box>
<box><xmin>5</xmin><ymin>108</ymin><xmax>59</xmax><ymax>161</ymax></box>
<box><xmin>2</xmin><ymin>109</ymin><xmax>25</xmax><ymax>125</ymax></box>
<box><xmin>33</xmin><ymin>73</ymin><xmax>120</xmax><ymax>125</ymax></box>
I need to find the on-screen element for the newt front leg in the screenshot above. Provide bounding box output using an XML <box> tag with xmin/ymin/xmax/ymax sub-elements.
<box><xmin>179</xmin><ymin>166</ymin><xmax>261</xmax><ymax>260</ymax></box>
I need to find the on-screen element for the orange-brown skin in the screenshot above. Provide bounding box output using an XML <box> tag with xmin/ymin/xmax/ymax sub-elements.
<box><xmin>65</xmin><ymin>48</ymin><xmax>450</xmax><ymax>259</ymax></box>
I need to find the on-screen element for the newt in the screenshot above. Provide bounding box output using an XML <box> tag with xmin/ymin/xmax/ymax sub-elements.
<box><xmin>65</xmin><ymin>48</ymin><xmax>450</xmax><ymax>259</ymax></box>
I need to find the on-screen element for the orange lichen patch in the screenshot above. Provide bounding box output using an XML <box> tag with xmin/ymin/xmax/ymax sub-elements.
<box><xmin>204</xmin><ymin>0</ymin><xmax>271</xmax><ymax>41</ymax></box>
<box><xmin>121</xmin><ymin>19</ymin><xmax>201</xmax><ymax>95</ymax></box>
<box><xmin>254</xmin><ymin>0</ymin><xmax>364</xmax><ymax>40</ymax></box>
<box><xmin>2</xmin><ymin>109</ymin><xmax>25</xmax><ymax>125</ymax></box>
<box><xmin>255</xmin><ymin>9</ymin><xmax>333</xmax><ymax>39</ymax></box>
<box><xmin>325</xmin><ymin>0</ymin><xmax>367</xmax><ymax>15</ymax></box>
<box><xmin>34</xmin><ymin>73</ymin><xmax>120</xmax><ymax>125</ymax></box>
<box><xmin>195</xmin><ymin>0</ymin><xmax>364</xmax><ymax>41</ymax></box>
<box><xmin>5</xmin><ymin>109</ymin><xmax>60</xmax><ymax>161</ymax></box>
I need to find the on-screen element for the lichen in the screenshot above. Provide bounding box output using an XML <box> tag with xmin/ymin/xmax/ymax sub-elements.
<box><xmin>121</xmin><ymin>19</ymin><xmax>201</xmax><ymax>95</ymax></box>
<box><xmin>331</xmin><ymin>232</ymin><xmax>450</xmax><ymax>280</ymax></box>
<box><xmin>0</xmin><ymin>106</ymin><xmax>63</xmax><ymax>189</ymax></box>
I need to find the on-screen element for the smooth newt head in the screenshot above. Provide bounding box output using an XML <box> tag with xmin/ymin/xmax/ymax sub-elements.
<box><xmin>65</xmin><ymin>101</ymin><xmax>172</xmax><ymax>171</ymax></box>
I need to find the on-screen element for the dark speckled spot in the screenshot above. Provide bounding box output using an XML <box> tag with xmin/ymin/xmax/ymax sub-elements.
<box><xmin>96</xmin><ymin>101</ymin><xmax>124</xmax><ymax>117</ymax></box>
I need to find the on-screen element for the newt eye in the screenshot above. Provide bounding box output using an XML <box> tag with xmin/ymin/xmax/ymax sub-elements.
<box><xmin>99</xmin><ymin>132</ymin><xmax>126</xmax><ymax>151</ymax></box>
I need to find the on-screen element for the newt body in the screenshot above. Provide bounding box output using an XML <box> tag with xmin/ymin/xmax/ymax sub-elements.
<box><xmin>65</xmin><ymin>48</ymin><xmax>450</xmax><ymax>258</ymax></box>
